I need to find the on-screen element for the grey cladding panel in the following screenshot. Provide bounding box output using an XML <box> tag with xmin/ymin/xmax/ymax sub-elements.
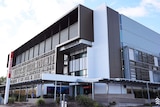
<box><xmin>79</xmin><ymin>5</ymin><xmax>94</xmax><ymax>42</ymax></box>
<box><xmin>107</xmin><ymin>7</ymin><xmax>122</xmax><ymax>78</ymax></box>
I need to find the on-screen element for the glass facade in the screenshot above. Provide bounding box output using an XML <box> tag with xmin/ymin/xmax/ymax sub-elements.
<box><xmin>123</xmin><ymin>47</ymin><xmax>160</xmax><ymax>82</ymax></box>
<box><xmin>69</xmin><ymin>50</ymin><xmax>87</xmax><ymax>77</ymax></box>
<box><xmin>15</xmin><ymin>22</ymin><xmax>78</xmax><ymax>65</ymax></box>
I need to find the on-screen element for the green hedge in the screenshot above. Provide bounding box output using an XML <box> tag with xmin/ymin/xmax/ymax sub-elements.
<box><xmin>36</xmin><ymin>98</ymin><xmax>45</xmax><ymax>106</ymax></box>
<box><xmin>76</xmin><ymin>95</ymin><xmax>104</xmax><ymax>107</ymax></box>
<box><xmin>8</xmin><ymin>97</ymin><xmax>15</xmax><ymax>104</ymax></box>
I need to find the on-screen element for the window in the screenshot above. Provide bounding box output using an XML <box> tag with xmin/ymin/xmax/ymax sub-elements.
<box><xmin>45</xmin><ymin>37</ymin><xmax>52</xmax><ymax>52</ymax></box>
<box><xmin>69</xmin><ymin>22</ymin><xmax>78</xmax><ymax>39</ymax></box>
<box><xmin>60</xmin><ymin>28</ymin><xmax>68</xmax><ymax>43</ymax></box>
<box><xmin>34</xmin><ymin>44</ymin><xmax>39</xmax><ymax>57</ymax></box>
<box><xmin>29</xmin><ymin>47</ymin><xmax>34</xmax><ymax>60</ymax></box>
<box><xmin>52</xmin><ymin>33</ymin><xmax>59</xmax><ymax>50</ymax></box>
<box><xmin>21</xmin><ymin>52</ymin><xmax>25</xmax><ymax>63</ymax></box>
<box><xmin>39</xmin><ymin>41</ymin><xmax>45</xmax><ymax>55</ymax></box>
<box><xmin>16</xmin><ymin>55</ymin><xmax>21</xmax><ymax>65</ymax></box>
<box><xmin>25</xmin><ymin>50</ymin><xmax>29</xmax><ymax>61</ymax></box>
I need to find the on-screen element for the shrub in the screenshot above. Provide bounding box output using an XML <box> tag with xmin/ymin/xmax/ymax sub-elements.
<box><xmin>36</xmin><ymin>98</ymin><xmax>45</xmax><ymax>106</ymax></box>
<box><xmin>19</xmin><ymin>95</ymin><xmax>26</xmax><ymax>102</ymax></box>
<box><xmin>8</xmin><ymin>97</ymin><xmax>15</xmax><ymax>104</ymax></box>
<box><xmin>56</xmin><ymin>97</ymin><xmax>60</xmax><ymax>104</ymax></box>
<box><xmin>76</xmin><ymin>95</ymin><xmax>104</xmax><ymax>107</ymax></box>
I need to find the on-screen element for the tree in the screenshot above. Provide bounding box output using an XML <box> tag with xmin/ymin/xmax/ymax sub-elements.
<box><xmin>0</xmin><ymin>76</ymin><xmax>6</xmax><ymax>85</ymax></box>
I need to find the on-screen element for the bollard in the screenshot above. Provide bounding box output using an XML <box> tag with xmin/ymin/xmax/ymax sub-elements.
<box><xmin>64</xmin><ymin>101</ymin><xmax>67</xmax><ymax>107</ymax></box>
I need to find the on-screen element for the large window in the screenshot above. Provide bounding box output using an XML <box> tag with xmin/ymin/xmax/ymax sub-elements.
<box><xmin>45</xmin><ymin>37</ymin><xmax>52</xmax><ymax>52</ymax></box>
<box><xmin>60</xmin><ymin>28</ymin><xmax>68</xmax><ymax>43</ymax></box>
<box><xmin>69</xmin><ymin>22</ymin><xmax>78</xmax><ymax>39</ymax></box>
<box><xmin>29</xmin><ymin>47</ymin><xmax>34</xmax><ymax>60</ymax></box>
<box><xmin>25</xmin><ymin>50</ymin><xmax>29</xmax><ymax>61</ymax></box>
<box><xmin>52</xmin><ymin>33</ymin><xmax>59</xmax><ymax>50</ymax></box>
<box><xmin>34</xmin><ymin>44</ymin><xmax>39</xmax><ymax>57</ymax></box>
<box><xmin>39</xmin><ymin>41</ymin><xmax>45</xmax><ymax>55</ymax></box>
<box><xmin>126</xmin><ymin>48</ymin><xmax>160</xmax><ymax>81</ymax></box>
<box><xmin>69</xmin><ymin>51</ymin><xmax>87</xmax><ymax>77</ymax></box>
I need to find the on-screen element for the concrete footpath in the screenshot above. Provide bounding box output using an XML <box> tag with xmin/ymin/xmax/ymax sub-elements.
<box><xmin>0</xmin><ymin>102</ymin><xmax>36</xmax><ymax>107</ymax></box>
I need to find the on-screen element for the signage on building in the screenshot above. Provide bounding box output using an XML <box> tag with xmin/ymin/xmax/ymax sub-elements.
<box><xmin>155</xmin><ymin>97</ymin><xmax>160</xmax><ymax>105</ymax></box>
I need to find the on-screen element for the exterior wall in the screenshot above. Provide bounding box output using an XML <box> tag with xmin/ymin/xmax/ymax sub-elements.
<box><xmin>11</xmin><ymin>5</ymin><xmax>93</xmax><ymax>84</ymax></box>
<box><xmin>87</xmin><ymin>4</ymin><xmax>110</xmax><ymax>78</ymax></box>
<box><xmin>120</xmin><ymin>15</ymin><xmax>160</xmax><ymax>56</ymax></box>
<box><xmin>107</xmin><ymin>7</ymin><xmax>122</xmax><ymax>78</ymax></box>
<box><xmin>108</xmin><ymin>84</ymin><xmax>126</xmax><ymax>94</ymax></box>
<box><xmin>7</xmin><ymin>4</ymin><xmax>160</xmax><ymax>96</ymax></box>
<box><xmin>11</xmin><ymin>51</ymin><xmax>55</xmax><ymax>84</ymax></box>
<box><xmin>123</xmin><ymin>46</ymin><xmax>160</xmax><ymax>82</ymax></box>
<box><xmin>94</xmin><ymin>83</ymin><xmax>107</xmax><ymax>94</ymax></box>
<box><xmin>94</xmin><ymin>83</ymin><xmax>127</xmax><ymax>94</ymax></box>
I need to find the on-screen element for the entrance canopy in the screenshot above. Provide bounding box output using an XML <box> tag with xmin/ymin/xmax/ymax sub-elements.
<box><xmin>1</xmin><ymin>74</ymin><xmax>160</xmax><ymax>91</ymax></box>
<box><xmin>98</xmin><ymin>78</ymin><xmax>160</xmax><ymax>88</ymax></box>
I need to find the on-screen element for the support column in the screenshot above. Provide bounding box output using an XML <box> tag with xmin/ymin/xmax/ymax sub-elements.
<box><xmin>146</xmin><ymin>82</ymin><xmax>151</xmax><ymax>104</ymax></box>
<box><xmin>41</xmin><ymin>83</ymin><xmax>43</xmax><ymax>98</ymax></box>
<box><xmin>92</xmin><ymin>82</ymin><xmax>94</xmax><ymax>100</ymax></box>
<box><xmin>131</xmin><ymin>86</ymin><xmax>134</xmax><ymax>94</ymax></box>
<box><xmin>31</xmin><ymin>85</ymin><xmax>34</xmax><ymax>98</ymax></box>
<box><xmin>18</xmin><ymin>87</ymin><xmax>21</xmax><ymax>102</ymax></box>
<box><xmin>4</xmin><ymin>52</ymin><xmax>14</xmax><ymax>104</ymax></box>
<box><xmin>26</xmin><ymin>85</ymin><xmax>28</xmax><ymax>101</ymax></box>
<box><xmin>106</xmin><ymin>83</ymin><xmax>109</xmax><ymax>105</ymax></box>
<box><xmin>74</xmin><ymin>84</ymin><xmax>77</xmax><ymax>99</ymax></box>
<box><xmin>54</xmin><ymin>81</ymin><xmax>57</xmax><ymax>102</ymax></box>
<box><xmin>60</xmin><ymin>82</ymin><xmax>62</xmax><ymax>102</ymax></box>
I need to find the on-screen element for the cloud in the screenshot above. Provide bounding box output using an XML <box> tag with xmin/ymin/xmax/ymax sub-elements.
<box><xmin>141</xmin><ymin>0</ymin><xmax>160</xmax><ymax>11</ymax></box>
<box><xmin>0</xmin><ymin>0</ymin><xmax>84</xmax><ymax>77</ymax></box>
<box><xmin>117</xmin><ymin>6</ymin><xmax>147</xmax><ymax>17</ymax></box>
<box><xmin>117</xmin><ymin>0</ymin><xmax>160</xmax><ymax>18</ymax></box>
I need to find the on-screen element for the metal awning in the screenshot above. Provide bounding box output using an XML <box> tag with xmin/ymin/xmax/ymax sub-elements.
<box><xmin>98</xmin><ymin>78</ymin><xmax>160</xmax><ymax>88</ymax></box>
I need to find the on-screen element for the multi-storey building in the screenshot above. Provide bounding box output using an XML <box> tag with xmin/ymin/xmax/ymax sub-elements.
<box><xmin>5</xmin><ymin>4</ymin><xmax>160</xmax><ymax>103</ymax></box>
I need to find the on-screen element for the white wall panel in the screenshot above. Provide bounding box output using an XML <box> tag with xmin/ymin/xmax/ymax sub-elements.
<box><xmin>149</xmin><ymin>71</ymin><xmax>154</xmax><ymax>82</ymax></box>
<box><xmin>95</xmin><ymin>83</ymin><xmax>107</xmax><ymax>94</ymax></box>
<box><xmin>108</xmin><ymin>84</ymin><xmax>126</xmax><ymax>94</ymax></box>
<box><xmin>121</xmin><ymin>15</ymin><xmax>160</xmax><ymax>56</ymax></box>
<box><xmin>129</xmin><ymin>48</ymin><xmax>134</xmax><ymax>60</ymax></box>
<box><xmin>154</xmin><ymin>57</ymin><xmax>158</xmax><ymax>66</ymax></box>
<box><xmin>87</xmin><ymin>5</ymin><xmax>110</xmax><ymax>78</ymax></box>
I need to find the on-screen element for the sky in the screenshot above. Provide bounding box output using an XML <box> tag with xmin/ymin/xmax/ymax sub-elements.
<box><xmin>0</xmin><ymin>0</ymin><xmax>160</xmax><ymax>77</ymax></box>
